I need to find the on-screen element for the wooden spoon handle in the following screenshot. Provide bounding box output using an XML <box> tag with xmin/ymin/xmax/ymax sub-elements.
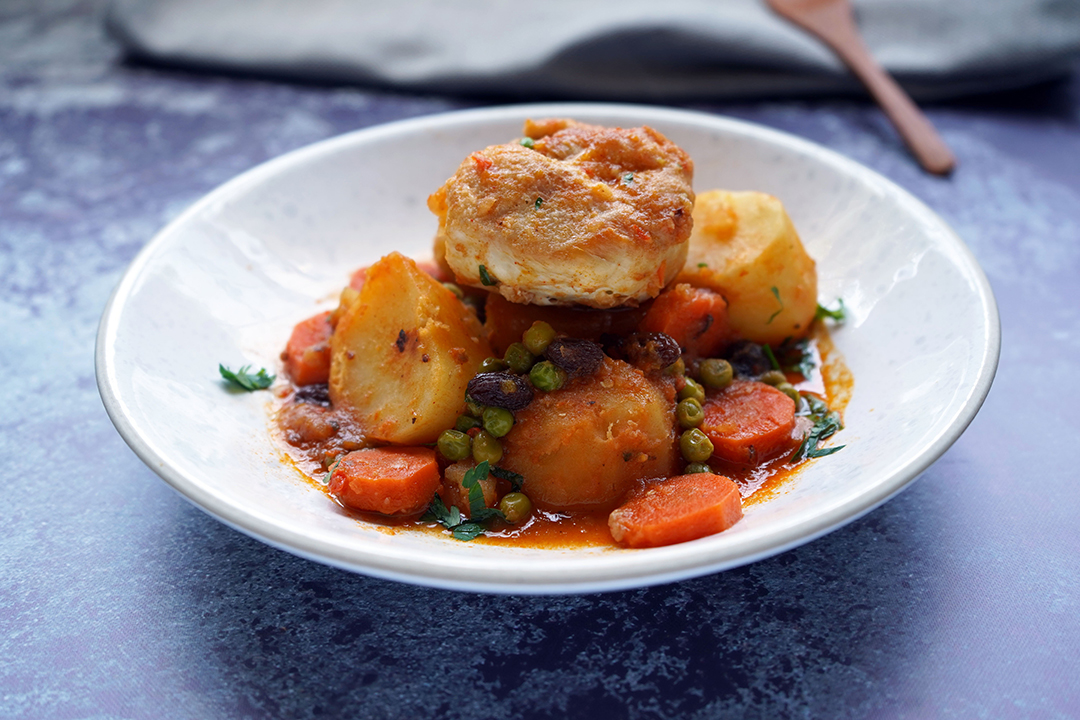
<box><xmin>772</xmin><ymin>0</ymin><xmax>956</xmax><ymax>175</ymax></box>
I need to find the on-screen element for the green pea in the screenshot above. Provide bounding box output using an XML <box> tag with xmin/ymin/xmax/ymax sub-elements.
<box><xmin>499</xmin><ymin>492</ymin><xmax>532</xmax><ymax>523</ymax></box>
<box><xmin>503</xmin><ymin>342</ymin><xmax>536</xmax><ymax>374</ymax></box>
<box><xmin>665</xmin><ymin>356</ymin><xmax>686</xmax><ymax>377</ymax></box>
<box><xmin>454</xmin><ymin>414</ymin><xmax>481</xmax><ymax>432</ymax></box>
<box><xmin>680</xmin><ymin>428</ymin><xmax>714</xmax><ymax>463</ymax></box>
<box><xmin>437</xmin><ymin>429</ymin><xmax>472</xmax><ymax>461</ymax></box>
<box><xmin>472</xmin><ymin>430</ymin><xmax>503</xmax><ymax>464</ymax></box>
<box><xmin>676</xmin><ymin>398</ymin><xmax>704</xmax><ymax>429</ymax></box>
<box><xmin>529</xmin><ymin>360</ymin><xmax>566</xmax><ymax>392</ymax></box>
<box><xmin>684</xmin><ymin>462</ymin><xmax>712</xmax><ymax>475</ymax></box>
<box><xmin>776</xmin><ymin>382</ymin><xmax>801</xmax><ymax>406</ymax></box>
<box><xmin>442</xmin><ymin>282</ymin><xmax>464</xmax><ymax>299</ymax></box>
<box><xmin>699</xmin><ymin>358</ymin><xmax>734</xmax><ymax>389</ymax></box>
<box><xmin>678</xmin><ymin>377</ymin><xmax>706</xmax><ymax>403</ymax></box>
<box><xmin>522</xmin><ymin>321</ymin><xmax>556</xmax><ymax>355</ymax></box>
<box><xmin>482</xmin><ymin>406</ymin><xmax>515</xmax><ymax>438</ymax></box>
<box><xmin>464</xmin><ymin>395</ymin><xmax>485</xmax><ymax>418</ymax></box>
<box><xmin>760</xmin><ymin>370</ymin><xmax>787</xmax><ymax>386</ymax></box>
<box><xmin>479</xmin><ymin>357</ymin><xmax>508</xmax><ymax>373</ymax></box>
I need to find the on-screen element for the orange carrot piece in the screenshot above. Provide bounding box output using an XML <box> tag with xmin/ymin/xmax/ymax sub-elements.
<box><xmin>415</xmin><ymin>260</ymin><xmax>450</xmax><ymax>284</ymax></box>
<box><xmin>608</xmin><ymin>473</ymin><xmax>743</xmax><ymax>548</ymax></box>
<box><xmin>328</xmin><ymin>447</ymin><xmax>442</xmax><ymax>516</ymax></box>
<box><xmin>701</xmin><ymin>380</ymin><xmax>798</xmax><ymax>465</ymax></box>
<box><xmin>638</xmin><ymin>283</ymin><xmax>729</xmax><ymax>358</ymax></box>
<box><xmin>348</xmin><ymin>267</ymin><xmax>368</xmax><ymax>291</ymax></box>
<box><xmin>283</xmin><ymin>311</ymin><xmax>333</xmax><ymax>386</ymax></box>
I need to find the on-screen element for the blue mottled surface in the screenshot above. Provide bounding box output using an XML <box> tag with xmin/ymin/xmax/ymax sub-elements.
<box><xmin>2</xmin><ymin>1</ymin><xmax>1078</xmax><ymax>718</ymax></box>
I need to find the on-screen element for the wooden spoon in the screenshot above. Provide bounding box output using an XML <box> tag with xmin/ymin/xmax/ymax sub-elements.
<box><xmin>766</xmin><ymin>0</ymin><xmax>956</xmax><ymax>175</ymax></box>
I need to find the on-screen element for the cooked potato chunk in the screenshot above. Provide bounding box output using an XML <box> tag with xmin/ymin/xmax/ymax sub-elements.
<box><xmin>329</xmin><ymin>252</ymin><xmax>491</xmax><ymax>444</ymax></box>
<box><xmin>500</xmin><ymin>357</ymin><xmax>679</xmax><ymax>510</ymax></box>
<box><xmin>675</xmin><ymin>190</ymin><xmax>817</xmax><ymax>345</ymax></box>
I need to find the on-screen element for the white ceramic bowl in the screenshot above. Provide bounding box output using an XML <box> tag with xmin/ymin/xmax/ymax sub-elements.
<box><xmin>96</xmin><ymin>104</ymin><xmax>999</xmax><ymax>594</ymax></box>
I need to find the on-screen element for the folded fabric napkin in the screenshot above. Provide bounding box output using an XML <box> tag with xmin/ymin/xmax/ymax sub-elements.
<box><xmin>107</xmin><ymin>0</ymin><xmax>1080</xmax><ymax>99</ymax></box>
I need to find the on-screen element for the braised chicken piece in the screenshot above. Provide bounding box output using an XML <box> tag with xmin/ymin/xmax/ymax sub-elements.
<box><xmin>429</xmin><ymin>118</ymin><xmax>694</xmax><ymax>309</ymax></box>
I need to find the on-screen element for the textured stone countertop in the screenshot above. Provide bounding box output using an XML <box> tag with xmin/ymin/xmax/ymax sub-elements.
<box><xmin>2</xmin><ymin>2</ymin><xmax>1078</xmax><ymax>718</ymax></box>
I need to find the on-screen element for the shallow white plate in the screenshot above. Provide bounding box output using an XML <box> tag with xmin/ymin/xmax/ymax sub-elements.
<box><xmin>96</xmin><ymin>104</ymin><xmax>999</xmax><ymax>594</ymax></box>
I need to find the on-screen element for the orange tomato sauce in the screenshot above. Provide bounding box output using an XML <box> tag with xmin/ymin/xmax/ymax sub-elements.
<box><xmin>271</xmin><ymin>322</ymin><xmax>851</xmax><ymax>549</ymax></box>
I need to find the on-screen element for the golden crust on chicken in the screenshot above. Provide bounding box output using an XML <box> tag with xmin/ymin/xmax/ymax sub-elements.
<box><xmin>428</xmin><ymin>119</ymin><xmax>694</xmax><ymax>309</ymax></box>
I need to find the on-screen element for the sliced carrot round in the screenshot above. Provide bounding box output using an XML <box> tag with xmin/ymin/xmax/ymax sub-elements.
<box><xmin>638</xmin><ymin>283</ymin><xmax>729</xmax><ymax>358</ymax></box>
<box><xmin>608</xmin><ymin>473</ymin><xmax>743</xmax><ymax>548</ymax></box>
<box><xmin>283</xmin><ymin>311</ymin><xmax>333</xmax><ymax>386</ymax></box>
<box><xmin>329</xmin><ymin>447</ymin><xmax>441</xmax><ymax>516</ymax></box>
<box><xmin>700</xmin><ymin>379</ymin><xmax>797</xmax><ymax>465</ymax></box>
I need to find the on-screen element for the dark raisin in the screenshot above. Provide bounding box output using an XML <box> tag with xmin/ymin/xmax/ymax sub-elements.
<box><xmin>293</xmin><ymin>383</ymin><xmax>331</xmax><ymax>406</ymax></box>
<box><xmin>467</xmin><ymin>372</ymin><xmax>534</xmax><ymax>411</ymax></box>
<box><xmin>544</xmin><ymin>337</ymin><xmax>604</xmax><ymax>377</ymax></box>
<box><xmin>725</xmin><ymin>340</ymin><xmax>770</xmax><ymax>378</ymax></box>
<box><xmin>620</xmin><ymin>332</ymin><xmax>681</xmax><ymax>372</ymax></box>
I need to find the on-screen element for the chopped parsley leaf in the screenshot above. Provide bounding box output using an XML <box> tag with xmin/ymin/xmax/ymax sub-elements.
<box><xmin>489</xmin><ymin>465</ymin><xmax>524</xmax><ymax>492</ymax></box>
<box><xmin>766</xmin><ymin>287</ymin><xmax>784</xmax><ymax>324</ymax></box>
<box><xmin>452</xmin><ymin>522</ymin><xmax>486</xmax><ymax>542</ymax></box>
<box><xmin>789</xmin><ymin>394</ymin><xmax>845</xmax><ymax>463</ymax></box>
<box><xmin>463</xmin><ymin>462</ymin><xmax>506</xmax><ymax>524</ymax></box>
<box><xmin>321</xmin><ymin>455</ymin><xmax>343</xmax><ymax>485</ymax></box>
<box><xmin>815</xmin><ymin>299</ymin><xmax>848</xmax><ymax>323</ymax></box>
<box><xmin>762</xmin><ymin>344</ymin><xmax>781</xmax><ymax>371</ymax></box>
<box><xmin>778</xmin><ymin>338</ymin><xmax>815</xmax><ymax>379</ymax></box>
<box><xmin>478</xmin><ymin>265</ymin><xmax>497</xmax><ymax>286</ymax></box>
<box><xmin>420</xmin><ymin>461</ymin><xmax>505</xmax><ymax>541</ymax></box>
<box><xmin>423</xmin><ymin>494</ymin><xmax>482</xmax><ymax>541</ymax></box>
<box><xmin>219</xmin><ymin>364</ymin><xmax>275</xmax><ymax>391</ymax></box>
<box><xmin>520</xmin><ymin>137</ymin><xmax>535</xmax><ymax>149</ymax></box>
<box><xmin>622</xmin><ymin>172</ymin><xmax>634</xmax><ymax>185</ymax></box>
<box><xmin>535</xmin><ymin>196</ymin><xmax>543</xmax><ymax>209</ymax></box>
<box><xmin>697</xmin><ymin>262</ymin><xmax>708</xmax><ymax>268</ymax></box>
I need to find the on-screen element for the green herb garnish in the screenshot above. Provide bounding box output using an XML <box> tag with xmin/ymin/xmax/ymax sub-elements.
<box><xmin>423</xmin><ymin>495</ymin><xmax>485</xmax><ymax>541</ymax></box>
<box><xmin>478</xmin><ymin>264</ymin><xmax>497</xmax><ymax>286</ymax></box>
<box><xmin>697</xmin><ymin>262</ymin><xmax>708</xmax><ymax>268</ymax></box>
<box><xmin>762</xmin><ymin>344</ymin><xmax>781</xmax><ymax>371</ymax></box>
<box><xmin>489</xmin><ymin>465</ymin><xmax>524</xmax><ymax>492</ymax></box>
<box><xmin>790</xmin><ymin>394</ymin><xmax>845</xmax><ymax>463</ymax></box>
<box><xmin>452</xmin><ymin>522</ymin><xmax>486</xmax><ymax>542</ymax></box>
<box><xmin>815</xmin><ymin>299</ymin><xmax>848</xmax><ymax>323</ymax></box>
<box><xmin>321</xmin><ymin>455</ymin><xmax>343</xmax><ymax>485</ymax></box>
<box><xmin>622</xmin><ymin>172</ymin><xmax>634</xmax><ymax>185</ymax></box>
<box><xmin>420</xmin><ymin>461</ymin><xmax>505</xmax><ymax>541</ymax></box>
<box><xmin>766</xmin><ymin>286</ymin><xmax>784</xmax><ymax>324</ymax></box>
<box><xmin>535</xmin><ymin>196</ymin><xmax>543</xmax><ymax>209</ymax></box>
<box><xmin>219</xmin><ymin>364</ymin><xmax>275</xmax><ymax>391</ymax></box>
<box><xmin>777</xmin><ymin>338</ymin><xmax>815</xmax><ymax>379</ymax></box>
<box><xmin>520</xmin><ymin>137</ymin><xmax>535</xmax><ymax>149</ymax></box>
<box><xmin>463</xmin><ymin>462</ymin><xmax>505</xmax><ymax>524</ymax></box>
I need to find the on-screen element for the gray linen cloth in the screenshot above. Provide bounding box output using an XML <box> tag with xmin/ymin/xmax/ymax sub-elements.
<box><xmin>106</xmin><ymin>0</ymin><xmax>1080</xmax><ymax>99</ymax></box>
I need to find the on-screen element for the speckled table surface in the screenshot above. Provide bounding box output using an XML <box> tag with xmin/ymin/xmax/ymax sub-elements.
<box><xmin>3</xmin><ymin>2</ymin><xmax>1079</xmax><ymax>719</ymax></box>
